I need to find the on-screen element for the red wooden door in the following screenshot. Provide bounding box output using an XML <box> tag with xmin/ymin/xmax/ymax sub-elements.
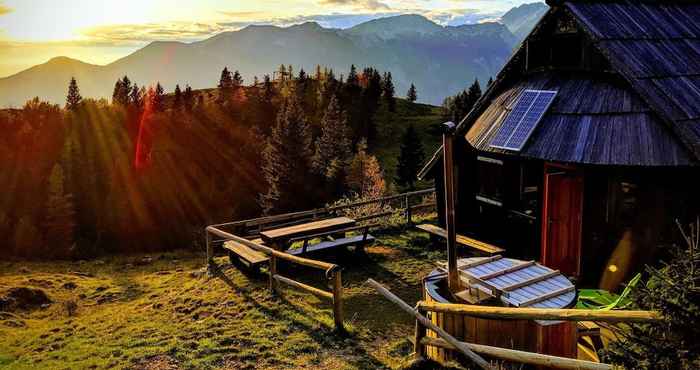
<box><xmin>539</xmin><ymin>165</ymin><xmax>583</xmax><ymax>361</ymax></box>
<box><xmin>541</xmin><ymin>165</ymin><xmax>583</xmax><ymax>278</ymax></box>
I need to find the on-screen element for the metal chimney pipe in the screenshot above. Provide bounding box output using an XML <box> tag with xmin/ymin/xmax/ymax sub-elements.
<box><xmin>442</xmin><ymin>121</ymin><xmax>459</xmax><ymax>292</ymax></box>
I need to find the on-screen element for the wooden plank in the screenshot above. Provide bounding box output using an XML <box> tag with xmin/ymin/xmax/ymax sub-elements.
<box><xmin>416</xmin><ymin>224</ymin><xmax>505</xmax><ymax>254</ymax></box>
<box><xmin>207</xmin><ymin>226</ymin><xmax>337</xmax><ymax>272</ymax></box>
<box><xmin>477</xmin><ymin>261</ymin><xmax>536</xmax><ymax>280</ymax></box>
<box><xmin>416</xmin><ymin>302</ymin><xmax>663</xmax><ymax>323</ymax></box>
<box><xmin>286</xmin><ymin>235</ymin><xmax>375</xmax><ymax>256</ymax></box>
<box><xmin>223</xmin><ymin>241</ymin><xmax>269</xmax><ymax>265</ymax></box>
<box><xmin>518</xmin><ymin>286</ymin><xmax>576</xmax><ymax>307</ymax></box>
<box><xmin>273</xmin><ymin>274</ymin><xmax>333</xmax><ymax>300</ymax></box>
<box><xmin>260</xmin><ymin>217</ymin><xmax>356</xmax><ymax>242</ymax></box>
<box><xmin>420</xmin><ymin>337</ymin><xmax>612</xmax><ymax>370</ymax></box>
<box><xmin>366</xmin><ymin>279</ymin><xmax>493</xmax><ymax>370</ymax></box>
<box><xmin>502</xmin><ymin>270</ymin><xmax>561</xmax><ymax>292</ymax></box>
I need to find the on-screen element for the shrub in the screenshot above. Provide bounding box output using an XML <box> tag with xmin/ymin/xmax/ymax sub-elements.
<box><xmin>603</xmin><ymin>219</ymin><xmax>700</xmax><ymax>370</ymax></box>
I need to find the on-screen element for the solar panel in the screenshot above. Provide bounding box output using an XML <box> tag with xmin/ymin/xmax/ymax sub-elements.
<box><xmin>489</xmin><ymin>89</ymin><xmax>557</xmax><ymax>151</ymax></box>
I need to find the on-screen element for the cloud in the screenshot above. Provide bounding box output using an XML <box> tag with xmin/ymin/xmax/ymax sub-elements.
<box><xmin>81</xmin><ymin>22</ymin><xmax>229</xmax><ymax>44</ymax></box>
<box><xmin>0</xmin><ymin>4</ymin><xmax>11</xmax><ymax>16</ymax></box>
<box><xmin>318</xmin><ymin>0</ymin><xmax>391</xmax><ymax>11</ymax></box>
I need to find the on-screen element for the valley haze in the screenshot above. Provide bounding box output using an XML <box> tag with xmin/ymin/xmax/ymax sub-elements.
<box><xmin>0</xmin><ymin>3</ymin><xmax>547</xmax><ymax>107</ymax></box>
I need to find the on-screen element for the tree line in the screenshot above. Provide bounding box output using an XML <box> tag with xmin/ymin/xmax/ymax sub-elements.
<box><xmin>0</xmin><ymin>64</ymin><xmax>430</xmax><ymax>259</ymax></box>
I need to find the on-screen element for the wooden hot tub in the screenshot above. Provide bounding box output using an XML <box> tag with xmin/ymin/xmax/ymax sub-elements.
<box><xmin>422</xmin><ymin>257</ymin><xmax>578</xmax><ymax>364</ymax></box>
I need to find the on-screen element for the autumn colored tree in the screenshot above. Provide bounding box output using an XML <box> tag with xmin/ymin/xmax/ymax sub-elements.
<box><xmin>346</xmin><ymin>139</ymin><xmax>385</xmax><ymax>198</ymax></box>
<box><xmin>65</xmin><ymin>77</ymin><xmax>82</xmax><ymax>111</ymax></box>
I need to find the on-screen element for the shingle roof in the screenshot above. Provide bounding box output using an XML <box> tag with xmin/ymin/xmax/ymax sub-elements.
<box><xmin>566</xmin><ymin>0</ymin><xmax>700</xmax><ymax>160</ymax></box>
<box><xmin>418</xmin><ymin>0</ymin><xmax>700</xmax><ymax>178</ymax></box>
<box><xmin>467</xmin><ymin>72</ymin><xmax>694</xmax><ymax>165</ymax></box>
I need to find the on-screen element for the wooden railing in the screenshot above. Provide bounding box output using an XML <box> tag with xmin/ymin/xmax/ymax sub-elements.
<box><xmin>207</xmin><ymin>188</ymin><xmax>435</xmax><ymax>243</ymax></box>
<box><xmin>206</xmin><ymin>226</ymin><xmax>344</xmax><ymax>331</ymax></box>
<box><xmin>368</xmin><ymin>279</ymin><xmax>663</xmax><ymax>370</ymax></box>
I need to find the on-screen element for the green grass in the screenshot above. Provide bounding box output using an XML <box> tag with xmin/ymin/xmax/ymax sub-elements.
<box><xmin>0</xmin><ymin>221</ymin><xmax>464</xmax><ymax>370</ymax></box>
<box><xmin>375</xmin><ymin>100</ymin><xmax>443</xmax><ymax>189</ymax></box>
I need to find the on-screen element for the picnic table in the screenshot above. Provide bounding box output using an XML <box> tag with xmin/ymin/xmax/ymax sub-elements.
<box><xmin>260</xmin><ymin>216</ymin><xmax>357</xmax><ymax>250</ymax></box>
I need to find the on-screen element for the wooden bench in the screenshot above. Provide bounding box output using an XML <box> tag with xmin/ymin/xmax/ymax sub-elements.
<box><xmin>223</xmin><ymin>240</ymin><xmax>269</xmax><ymax>269</ymax></box>
<box><xmin>286</xmin><ymin>224</ymin><xmax>377</xmax><ymax>256</ymax></box>
<box><xmin>415</xmin><ymin>224</ymin><xmax>505</xmax><ymax>255</ymax></box>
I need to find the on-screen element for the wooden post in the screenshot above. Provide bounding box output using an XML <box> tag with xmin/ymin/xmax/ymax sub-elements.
<box><xmin>417</xmin><ymin>301</ymin><xmax>663</xmax><ymax>323</ymax></box>
<box><xmin>205</xmin><ymin>231</ymin><xmax>214</xmax><ymax>275</ymax></box>
<box><xmin>332</xmin><ymin>270</ymin><xmax>344</xmax><ymax>331</ymax></box>
<box><xmin>442</xmin><ymin>121</ymin><xmax>459</xmax><ymax>293</ymax></box>
<box><xmin>413</xmin><ymin>306</ymin><xmax>426</xmax><ymax>359</ymax></box>
<box><xmin>405</xmin><ymin>194</ymin><xmax>413</xmax><ymax>225</ymax></box>
<box><xmin>269</xmin><ymin>254</ymin><xmax>278</xmax><ymax>294</ymax></box>
<box><xmin>420</xmin><ymin>337</ymin><xmax>612</xmax><ymax>370</ymax></box>
<box><xmin>367</xmin><ymin>279</ymin><xmax>492</xmax><ymax>370</ymax></box>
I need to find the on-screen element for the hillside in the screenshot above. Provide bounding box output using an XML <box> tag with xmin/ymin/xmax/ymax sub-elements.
<box><xmin>0</xmin><ymin>4</ymin><xmax>550</xmax><ymax>108</ymax></box>
<box><xmin>0</xmin><ymin>226</ymin><xmax>449</xmax><ymax>370</ymax></box>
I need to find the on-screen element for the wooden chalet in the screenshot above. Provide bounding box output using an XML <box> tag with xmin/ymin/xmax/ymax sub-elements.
<box><xmin>419</xmin><ymin>0</ymin><xmax>700</xmax><ymax>290</ymax></box>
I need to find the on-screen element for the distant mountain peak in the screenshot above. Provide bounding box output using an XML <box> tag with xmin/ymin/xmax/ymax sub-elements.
<box><xmin>47</xmin><ymin>56</ymin><xmax>84</xmax><ymax>65</ymax></box>
<box><xmin>345</xmin><ymin>14</ymin><xmax>442</xmax><ymax>39</ymax></box>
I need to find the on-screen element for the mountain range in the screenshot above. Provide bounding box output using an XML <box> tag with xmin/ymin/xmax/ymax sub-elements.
<box><xmin>0</xmin><ymin>2</ymin><xmax>548</xmax><ymax>107</ymax></box>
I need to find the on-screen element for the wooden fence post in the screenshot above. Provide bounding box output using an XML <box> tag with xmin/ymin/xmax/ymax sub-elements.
<box><xmin>405</xmin><ymin>194</ymin><xmax>413</xmax><ymax>225</ymax></box>
<box><xmin>269</xmin><ymin>254</ymin><xmax>278</xmax><ymax>294</ymax></box>
<box><xmin>332</xmin><ymin>270</ymin><xmax>344</xmax><ymax>331</ymax></box>
<box><xmin>205</xmin><ymin>231</ymin><xmax>214</xmax><ymax>275</ymax></box>
<box><xmin>413</xmin><ymin>306</ymin><xmax>426</xmax><ymax>359</ymax></box>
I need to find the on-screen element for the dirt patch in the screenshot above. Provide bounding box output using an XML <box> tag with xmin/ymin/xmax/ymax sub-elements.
<box><xmin>0</xmin><ymin>287</ymin><xmax>52</xmax><ymax>311</ymax></box>
<box><xmin>130</xmin><ymin>355</ymin><xmax>179</xmax><ymax>370</ymax></box>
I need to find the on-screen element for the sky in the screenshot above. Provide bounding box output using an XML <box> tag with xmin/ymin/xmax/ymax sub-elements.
<box><xmin>0</xmin><ymin>0</ymin><xmax>542</xmax><ymax>77</ymax></box>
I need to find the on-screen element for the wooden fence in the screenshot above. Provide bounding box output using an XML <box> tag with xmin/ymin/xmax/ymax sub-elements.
<box><xmin>203</xmin><ymin>189</ymin><xmax>435</xmax><ymax>332</ymax></box>
<box><xmin>206</xmin><ymin>227</ymin><xmax>344</xmax><ymax>330</ymax></box>
<box><xmin>368</xmin><ymin>279</ymin><xmax>662</xmax><ymax>370</ymax></box>
<box><xmin>207</xmin><ymin>188</ymin><xmax>436</xmax><ymax>245</ymax></box>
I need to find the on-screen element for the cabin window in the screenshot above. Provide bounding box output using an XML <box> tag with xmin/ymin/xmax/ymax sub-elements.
<box><xmin>476</xmin><ymin>156</ymin><xmax>504</xmax><ymax>206</ymax></box>
<box><xmin>515</xmin><ymin>162</ymin><xmax>540</xmax><ymax>216</ymax></box>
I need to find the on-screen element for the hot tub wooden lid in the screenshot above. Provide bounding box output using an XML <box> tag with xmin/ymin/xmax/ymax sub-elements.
<box><xmin>445</xmin><ymin>256</ymin><xmax>576</xmax><ymax>309</ymax></box>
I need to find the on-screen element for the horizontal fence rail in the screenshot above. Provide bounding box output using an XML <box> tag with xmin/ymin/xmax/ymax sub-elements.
<box><xmin>366</xmin><ymin>279</ymin><xmax>656</xmax><ymax>370</ymax></box>
<box><xmin>416</xmin><ymin>302</ymin><xmax>663</xmax><ymax>323</ymax></box>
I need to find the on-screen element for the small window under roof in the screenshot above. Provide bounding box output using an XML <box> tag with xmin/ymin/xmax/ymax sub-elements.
<box><xmin>490</xmin><ymin>89</ymin><xmax>557</xmax><ymax>151</ymax></box>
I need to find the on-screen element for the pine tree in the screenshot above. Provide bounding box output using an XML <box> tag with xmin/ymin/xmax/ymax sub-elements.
<box><xmin>232</xmin><ymin>70</ymin><xmax>243</xmax><ymax>87</ymax></box>
<box><xmin>604</xmin><ymin>220</ymin><xmax>700</xmax><ymax>370</ymax></box>
<box><xmin>407</xmin><ymin>83</ymin><xmax>417</xmax><ymax>102</ymax></box>
<box><xmin>173</xmin><ymin>84</ymin><xmax>182</xmax><ymax>110</ymax></box>
<box><xmin>312</xmin><ymin>95</ymin><xmax>351</xmax><ymax>180</ymax></box>
<box><xmin>183</xmin><ymin>85</ymin><xmax>194</xmax><ymax>112</ymax></box>
<box><xmin>260</xmin><ymin>95</ymin><xmax>313</xmax><ymax>213</ymax></box>
<box><xmin>44</xmin><ymin>164</ymin><xmax>76</xmax><ymax>258</ymax></box>
<box><xmin>130</xmin><ymin>83</ymin><xmax>143</xmax><ymax>108</ymax></box>
<box><xmin>395</xmin><ymin>124</ymin><xmax>425</xmax><ymax>190</ymax></box>
<box><xmin>65</xmin><ymin>77</ymin><xmax>82</xmax><ymax>111</ymax></box>
<box><xmin>218</xmin><ymin>67</ymin><xmax>233</xmax><ymax>102</ymax></box>
<box><xmin>347</xmin><ymin>64</ymin><xmax>359</xmax><ymax>86</ymax></box>
<box><xmin>277</xmin><ymin>64</ymin><xmax>287</xmax><ymax>82</ymax></box>
<box><xmin>382</xmin><ymin>72</ymin><xmax>396</xmax><ymax>112</ymax></box>
<box><xmin>112</xmin><ymin>79</ymin><xmax>123</xmax><ymax>105</ymax></box>
<box><xmin>487</xmin><ymin>77</ymin><xmax>494</xmax><ymax>87</ymax></box>
<box><xmin>346</xmin><ymin>139</ymin><xmax>385</xmax><ymax>198</ymax></box>
<box><xmin>153</xmin><ymin>82</ymin><xmax>165</xmax><ymax>112</ymax></box>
